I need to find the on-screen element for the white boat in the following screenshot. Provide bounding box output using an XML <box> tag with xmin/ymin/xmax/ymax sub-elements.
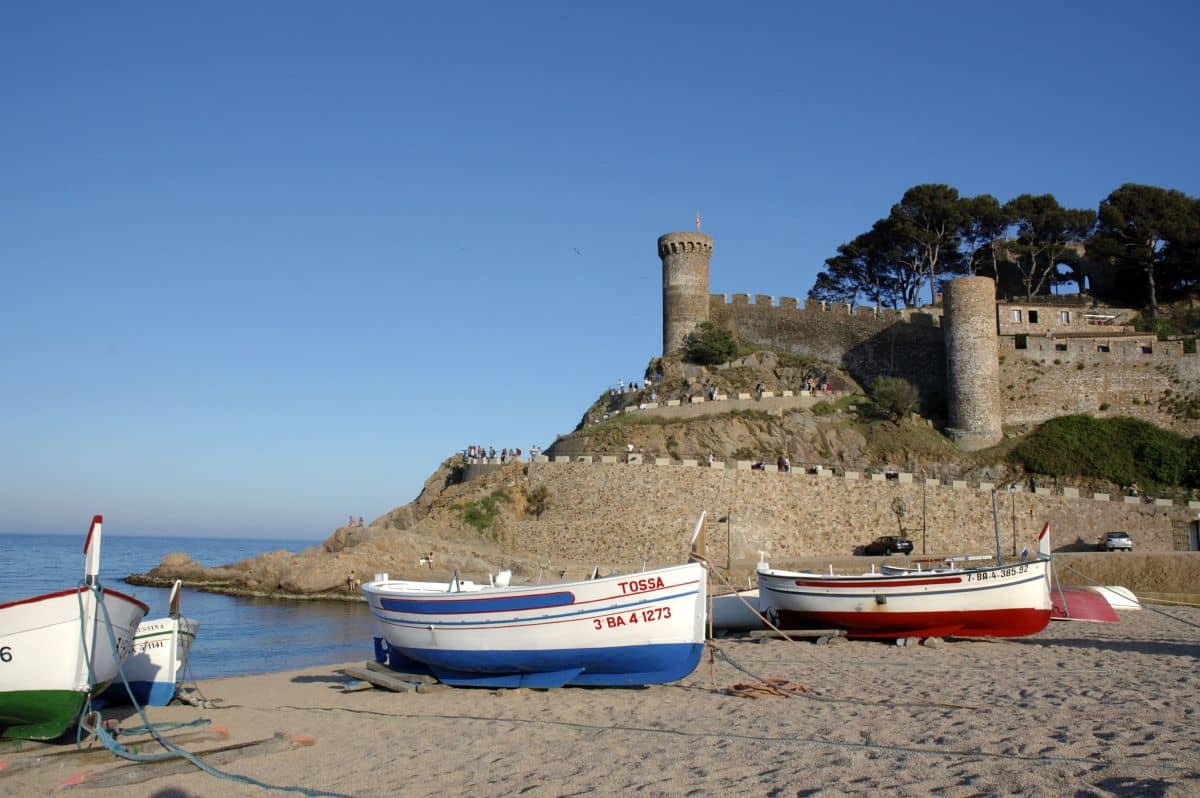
<box><xmin>363</xmin><ymin>562</ymin><xmax>707</xmax><ymax>688</ymax></box>
<box><xmin>711</xmin><ymin>589</ymin><xmax>766</xmax><ymax>632</ymax></box>
<box><xmin>757</xmin><ymin>524</ymin><xmax>1058</xmax><ymax>640</ymax></box>
<box><xmin>0</xmin><ymin>516</ymin><xmax>149</xmax><ymax>740</ymax></box>
<box><xmin>1095</xmin><ymin>586</ymin><xmax>1141</xmax><ymax>610</ymax></box>
<box><xmin>758</xmin><ymin>558</ymin><xmax>1052</xmax><ymax>639</ymax></box>
<box><xmin>95</xmin><ymin>581</ymin><xmax>199</xmax><ymax>707</ymax></box>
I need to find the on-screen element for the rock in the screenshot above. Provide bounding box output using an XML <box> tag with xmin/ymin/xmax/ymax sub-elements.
<box><xmin>159</xmin><ymin>552</ymin><xmax>195</xmax><ymax>569</ymax></box>
<box><xmin>280</xmin><ymin>567</ymin><xmax>353</xmax><ymax>595</ymax></box>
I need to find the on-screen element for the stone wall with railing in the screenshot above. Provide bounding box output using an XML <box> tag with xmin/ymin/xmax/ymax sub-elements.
<box><xmin>493</xmin><ymin>456</ymin><xmax>1198</xmax><ymax>568</ymax></box>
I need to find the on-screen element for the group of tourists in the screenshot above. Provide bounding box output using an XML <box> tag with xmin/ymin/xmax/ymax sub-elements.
<box><xmin>465</xmin><ymin>444</ymin><xmax>540</xmax><ymax>463</ymax></box>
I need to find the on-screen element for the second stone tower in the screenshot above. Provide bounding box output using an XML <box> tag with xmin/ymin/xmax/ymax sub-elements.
<box><xmin>658</xmin><ymin>230</ymin><xmax>713</xmax><ymax>354</ymax></box>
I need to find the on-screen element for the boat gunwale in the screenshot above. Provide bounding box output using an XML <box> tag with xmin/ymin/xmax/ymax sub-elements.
<box><xmin>0</xmin><ymin>586</ymin><xmax>149</xmax><ymax>614</ymax></box>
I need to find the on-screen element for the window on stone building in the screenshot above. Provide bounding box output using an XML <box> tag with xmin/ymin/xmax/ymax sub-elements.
<box><xmin>1055</xmin><ymin>343</ymin><xmax>1067</xmax><ymax>351</ymax></box>
<box><xmin>1098</xmin><ymin>345</ymin><xmax>1110</xmax><ymax>353</ymax></box>
<box><xmin>1059</xmin><ymin>310</ymin><xmax>1071</xmax><ymax>324</ymax></box>
<box><xmin>1011</xmin><ymin>309</ymin><xmax>1023</xmax><ymax>323</ymax></box>
<box><xmin>1028</xmin><ymin>310</ymin><xmax>1039</xmax><ymax>324</ymax></box>
<box><xmin>1015</xmin><ymin>334</ymin><xmax>1027</xmax><ymax>350</ymax></box>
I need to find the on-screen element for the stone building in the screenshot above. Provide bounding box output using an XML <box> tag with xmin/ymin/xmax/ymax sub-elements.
<box><xmin>655</xmin><ymin>229</ymin><xmax>1200</xmax><ymax>441</ymax></box>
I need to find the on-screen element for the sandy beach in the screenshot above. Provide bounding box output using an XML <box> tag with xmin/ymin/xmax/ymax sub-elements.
<box><xmin>4</xmin><ymin>604</ymin><xmax>1199</xmax><ymax>797</ymax></box>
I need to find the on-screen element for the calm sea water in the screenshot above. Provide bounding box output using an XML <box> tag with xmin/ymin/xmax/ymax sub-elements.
<box><xmin>0</xmin><ymin>532</ymin><xmax>377</xmax><ymax>679</ymax></box>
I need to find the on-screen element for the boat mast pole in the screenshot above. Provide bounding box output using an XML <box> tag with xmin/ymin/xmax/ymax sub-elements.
<box><xmin>990</xmin><ymin>490</ymin><xmax>1002</xmax><ymax>565</ymax></box>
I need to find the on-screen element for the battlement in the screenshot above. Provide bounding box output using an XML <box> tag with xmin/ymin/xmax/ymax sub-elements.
<box><xmin>1001</xmin><ymin>334</ymin><xmax>1196</xmax><ymax>363</ymax></box>
<box><xmin>714</xmin><ymin>294</ymin><xmax>943</xmax><ymax>323</ymax></box>
<box><xmin>657</xmin><ymin>232</ymin><xmax>714</xmax><ymax>258</ymax></box>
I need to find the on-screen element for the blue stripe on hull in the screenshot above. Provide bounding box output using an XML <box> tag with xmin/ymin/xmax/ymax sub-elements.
<box><xmin>382</xmin><ymin>643</ymin><xmax>704</xmax><ymax>688</ymax></box>
<box><xmin>93</xmin><ymin>680</ymin><xmax>178</xmax><ymax>708</ymax></box>
<box><xmin>379</xmin><ymin>591</ymin><xmax>575</xmax><ymax>615</ymax></box>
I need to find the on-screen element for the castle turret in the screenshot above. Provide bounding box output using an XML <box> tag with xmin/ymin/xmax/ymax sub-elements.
<box><xmin>943</xmin><ymin>276</ymin><xmax>1003</xmax><ymax>450</ymax></box>
<box><xmin>658</xmin><ymin>230</ymin><xmax>713</xmax><ymax>354</ymax></box>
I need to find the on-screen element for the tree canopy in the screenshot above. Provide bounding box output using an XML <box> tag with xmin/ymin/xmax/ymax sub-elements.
<box><xmin>1088</xmin><ymin>183</ymin><xmax>1200</xmax><ymax>316</ymax></box>
<box><xmin>682</xmin><ymin>321</ymin><xmax>738</xmax><ymax>365</ymax></box>
<box><xmin>807</xmin><ymin>182</ymin><xmax>1199</xmax><ymax>313</ymax></box>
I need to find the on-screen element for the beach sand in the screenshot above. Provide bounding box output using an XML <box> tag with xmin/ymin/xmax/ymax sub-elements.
<box><xmin>4</xmin><ymin>605</ymin><xmax>1199</xmax><ymax>797</ymax></box>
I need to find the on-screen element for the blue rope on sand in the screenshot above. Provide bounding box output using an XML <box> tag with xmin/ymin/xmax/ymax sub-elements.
<box><xmin>75</xmin><ymin>580</ymin><xmax>348</xmax><ymax>798</ymax></box>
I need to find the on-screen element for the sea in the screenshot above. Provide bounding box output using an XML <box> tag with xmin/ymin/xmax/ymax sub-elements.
<box><xmin>0</xmin><ymin>532</ymin><xmax>377</xmax><ymax>680</ymax></box>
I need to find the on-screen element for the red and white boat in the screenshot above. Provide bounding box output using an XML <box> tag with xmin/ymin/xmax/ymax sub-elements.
<box><xmin>756</xmin><ymin>524</ymin><xmax>1055</xmax><ymax>640</ymax></box>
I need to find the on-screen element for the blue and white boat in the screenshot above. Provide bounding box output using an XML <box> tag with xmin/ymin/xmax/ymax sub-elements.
<box><xmin>362</xmin><ymin>562</ymin><xmax>707</xmax><ymax>688</ymax></box>
<box><xmin>96</xmin><ymin>580</ymin><xmax>199</xmax><ymax>707</ymax></box>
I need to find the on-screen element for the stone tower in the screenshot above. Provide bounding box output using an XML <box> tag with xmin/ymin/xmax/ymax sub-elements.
<box><xmin>943</xmin><ymin>276</ymin><xmax>1003</xmax><ymax>450</ymax></box>
<box><xmin>658</xmin><ymin>230</ymin><xmax>714</xmax><ymax>354</ymax></box>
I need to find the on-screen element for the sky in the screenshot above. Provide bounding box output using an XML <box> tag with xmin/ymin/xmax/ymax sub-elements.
<box><xmin>2</xmin><ymin>2</ymin><xmax>1198</xmax><ymax>538</ymax></box>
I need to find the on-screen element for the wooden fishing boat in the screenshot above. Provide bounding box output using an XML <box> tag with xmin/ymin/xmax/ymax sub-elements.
<box><xmin>0</xmin><ymin>516</ymin><xmax>149</xmax><ymax>740</ymax></box>
<box><xmin>363</xmin><ymin>562</ymin><xmax>707</xmax><ymax>688</ymax></box>
<box><xmin>95</xmin><ymin>581</ymin><xmax>199</xmax><ymax>707</ymax></box>
<box><xmin>757</xmin><ymin>556</ymin><xmax>1052</xmax><ymax>639</ymax></box>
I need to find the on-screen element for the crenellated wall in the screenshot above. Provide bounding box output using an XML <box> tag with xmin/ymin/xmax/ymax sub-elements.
<box><xmin>708</xmin><ymin>293</ymin><xmax>948</xmax><ymax>410</ymax></box>
<box><xmin>998</xmin><ymin>336</ymin><xmax>1200</xmax><ymax>433</ymax></box>
<box><xmin>498</xmin><ymin>459</ymin><xmax>1196</xmax><ymax>569</ymax></box>
<box><xmin>658</xmin><ymin>231</ymin><xmax>1197</xmax><ymax>435</ymax></box>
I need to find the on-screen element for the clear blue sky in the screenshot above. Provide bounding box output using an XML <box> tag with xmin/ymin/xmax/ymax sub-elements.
<box><xmin>3</xmin><ymin>2</ymin><xmax>1197</xmax><ymax>538</ymax></box>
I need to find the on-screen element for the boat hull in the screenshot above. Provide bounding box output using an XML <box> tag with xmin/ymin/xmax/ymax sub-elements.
<box><xmin>0</xmin><ymin>587</ymin><xmax>148</xmax><ymax>740</ymax></box>
<box><xmin>95</xmin><ymin>616</ymin><xmax>199</xmax><ymax>707</ymax></box>
<box><xmin>365</xmin><ymin>562</ymin><xmax>707</xmax><ymax>687</ymax></box>
<box><xmin>758</xmin><ymin>559</ymin><xmax>1052</xmax><ymax>639</ymax></box>
<box><xmin>711</xmin><ymin>589</ymin><xmax>766</xmax><ymax>632</ymax></box>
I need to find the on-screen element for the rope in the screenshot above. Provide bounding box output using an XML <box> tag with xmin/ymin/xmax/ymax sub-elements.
<box><xmin>76</xmin><ymin>580</ymin><xmax>345</xmax><ymax>798</ymax></box>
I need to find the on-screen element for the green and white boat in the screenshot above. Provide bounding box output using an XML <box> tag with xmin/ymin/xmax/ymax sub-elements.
<box><xmin>0</xmin><ymin>515</ymin><xmax>149</xmax><ymax>740</ymax></box>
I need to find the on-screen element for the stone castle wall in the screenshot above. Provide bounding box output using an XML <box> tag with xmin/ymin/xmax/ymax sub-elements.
<box><xmin>700</xmin><ymin>292</ymin><xmax>1196</xmax><ymax>433</ymax></box>
<box><xmin>707</xmin><ymin>294</ymin><xmax>948</xmax><ymax>409</ymax></box>
<box><xmin>500</xmin><ymin>460</ymin><xmax>1194</xmax><ymax>570</ymax></box>
<box><xmin>998</xmin><ymin>336</ymin><xmax>1200</xmax><ymax>433</ymax></box>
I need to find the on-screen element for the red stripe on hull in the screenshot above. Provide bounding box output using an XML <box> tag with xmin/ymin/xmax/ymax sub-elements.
<box><xmin>775</xmin><ymin>608</ymin><xmax>1051</xmax><ymax>639</ymax></box>
<box><xmin>792</xmin><ymin>576</ymin><xmax>962</xmax><ymax>589</ymax></box>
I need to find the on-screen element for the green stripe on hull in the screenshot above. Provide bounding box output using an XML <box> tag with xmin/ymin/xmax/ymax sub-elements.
<box><xmin>0</xmin><ymin>690</ymin><xmax>87</xmax><ymax>741</ymax></box>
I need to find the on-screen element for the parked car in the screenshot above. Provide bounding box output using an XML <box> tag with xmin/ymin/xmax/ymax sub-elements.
<box><xmin>1098</xmin><ymin>531</ymin><xmax>1133</xmax><ymax>552</ymax></box>
<box><xmin>860</xmin><ymin>535</ymin><xmax>914</xmax><ymax>556</ymax></box>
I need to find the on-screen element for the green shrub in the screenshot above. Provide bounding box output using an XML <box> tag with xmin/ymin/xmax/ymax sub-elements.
<box><xmin>867</xmin><ymin>376</ymin><xmax>919</xmax><ymax>422</ymax></box>
<box><xmin>682</xmin><ymin>322</ymin><xmax>737</xmax><ymax>365</ymax></box>
<box><xmin>451</xmin><ymin>489</ymin><xmax>512</xmax><ymax>535</ymax></box>
<box><xmin>523</xmin><ymin>484</ymin><xmax>550</xmax><ymax>519</ymax></box>
<box><xmin>811</xmin><ymin>400</ymin><xmax>836</xmax><ymax>416</ymax></box>
<box><xmin>1011</xmin><ymin>415</ymin><xmax>1195</xmax><ymax>490</ymax></box>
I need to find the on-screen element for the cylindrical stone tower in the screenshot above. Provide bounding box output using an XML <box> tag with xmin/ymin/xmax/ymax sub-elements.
<box><xmin>943</xmin><ymin>276</ymin><xmax>1003</xmax><ymax>451</ymax></box>
<box><xmin>658</xmin><ymin>231</ymin><xmax>713</xmax><ymax>354</ymax></box>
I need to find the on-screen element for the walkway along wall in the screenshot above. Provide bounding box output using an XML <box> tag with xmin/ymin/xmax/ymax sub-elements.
<box><xmin>497</xmin><ymin>459</ymin><xmax>1195</xmax><ymax>568</ymax></box>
